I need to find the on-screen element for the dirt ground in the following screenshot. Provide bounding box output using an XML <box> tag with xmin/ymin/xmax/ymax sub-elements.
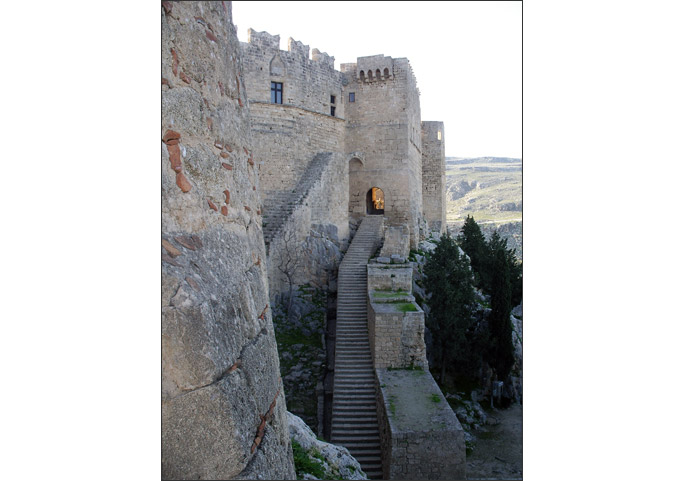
<box><xmin>466</xmin><ymin>403</ymin><xmax>523</xmax><ymax>480</ymax></box>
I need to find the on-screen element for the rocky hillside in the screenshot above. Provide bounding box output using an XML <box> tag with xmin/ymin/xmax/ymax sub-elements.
<box><xmin>445</xmin><ymin>156</ymin><xmax>522</xmax><ymax>259</ymax></box>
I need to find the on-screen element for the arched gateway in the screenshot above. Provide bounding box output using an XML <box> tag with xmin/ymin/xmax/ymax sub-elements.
<box><xmin>366</xmin><ymin>187</ymin><xmax>384</xmax><ymax>215</ymax></box>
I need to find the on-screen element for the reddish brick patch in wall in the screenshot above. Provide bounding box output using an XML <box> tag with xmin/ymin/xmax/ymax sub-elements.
<box><xmin>207</xmin><ymin>199</ymin><xmax>218</xmax><ymax>211</ymax></box>
<box><xmin>171</xmin><ymin>48</ymin><xmax>178</xmax><ymax>76</ymax></box>
<box><xmin>162</xmin><ymin>130</ymin><xmax>181</xmax><ymax>143</ymax></box>
<box><xmin>163</xmin><ymin>130</ymin><xmax>183</xmax><ymax>173</ymax></box>
<box><xmin>168</xmin><ymin>145</ymin><xmax>182</xmax><ymax>172</ymax></box>
<box><xmin>221</xmin><ymin>163</ymin><xmax>233</xmax><ymax>170</ymax></box>
<box><xmin>206</xmin><ymin>30</ymin><xmax>218</xmax><ymax>43</ymax></box>
<box><xmin>162</xmin><ymin>77</ymin><xmax>169</xmax><ymax>87</ymax></box>
<box><xmin>220</xmin><ymin>151</ymin><xmax>229</xmax><ymax>159</ymax></box>
<box><xmin>224</xmin><ymin>190</ymin><xmax>230</xmax><ymax>204</ymax></box>
<box><xmin>176</xmin><ymin>172</ymin><xmax>192</xmax><ymax>192</ymax></box>
<box><xmin>174</xmin><ymin>236</ymin><xmax>197</xmax><ymax>251</ymax></box>
<box><xmin>180</xmin><ymin>71</ymin><xmax>191</xmax><ymax>84</ymax></box>
<box><xmin>221</xmin><ymin>205</ymin><xmax>228</xmax><ymax>216</ymax></box>
<box><xmin>162</xmin><ymin>1</ymin><xmax>173</xmax><ymax>15</ymax></box>
<box><xmin>162</xmin><ymin>239</ymin><xmax>182</xmax><ymax>257</ymax></box>
<box><xmin>214</xmin><ymin>141</ymin><xmax>223</xmax><ymax>150</ymax></box>
<box><xmin>224</xmin><ymin>143</ymin><xmax>233</xmax><ymax>152</ymax></box>
<box><xmin>162</xmin><ymin>253</ymin><xmax>182</xmax><ymax>267</ymax></box>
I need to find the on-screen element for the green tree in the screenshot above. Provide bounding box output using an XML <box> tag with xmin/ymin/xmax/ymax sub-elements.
<box><xmin>488</xmin><ymin>248</ymin><xmax>515</xmax><ymax>381</ymax></box>
<box><xmin>458</xmin><ymin>215</ymin><xmax>488</xmax><ymax>288</ymax></box>
<box><xmin>424</xmin><ymin>233</ymin><xmax>476</xmax><ymax>385</ymax></box>
<box><xmin>484</xmin><ymin>231</ymin><xmax>523</xmax><ymax>308</ymax></box>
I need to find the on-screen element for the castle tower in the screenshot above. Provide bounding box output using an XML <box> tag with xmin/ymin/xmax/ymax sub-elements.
<box><xmin>342</xmin><ymin>55</ymin><xmax>424</xmax><ymax>247</ymax></box>
<box><xmin>421</xmin><ymin>121</ymin><xmax>446</xmax><ymax>233</ymax></box>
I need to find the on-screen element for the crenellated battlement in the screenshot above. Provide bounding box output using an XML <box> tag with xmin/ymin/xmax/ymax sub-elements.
<box><xmin>312</xmin><ymin>48</ymin><xmax>335</xmax><ymax>69</ymax></box>
<box><xmin>356</xmin><ymin>54</ymin><xmax>394</xmax><ymax>82</ymax></box>
<box><xmin>247</xmin><ymin>28</ymin><xmax>280</xmax><ymax>50</ymax></box>
<box><xmin>287</xmin><ymin>37</ymin><xmax>309</xmax><ymax>59</ymax></box>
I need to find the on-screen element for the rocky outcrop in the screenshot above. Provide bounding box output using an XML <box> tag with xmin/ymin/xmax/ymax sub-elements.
<box><xmin>162</xmin><ymin>2</ymin><xmax>295</xmax><ymax>479</ymax></box>
<box><xmin>288</xmin><ymin>412</ymin><xmax>368</xmax><ymax>480</ymax></box>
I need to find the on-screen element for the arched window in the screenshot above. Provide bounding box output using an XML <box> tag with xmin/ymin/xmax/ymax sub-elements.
<box><xmin>383</xmin><ymin>67</ymin><xmax>390</xmax><ymax>79</ymax></box>
<box><xmin>367</xmin><ymin>70</ymin><xmax>373</xmax><ymax>82</ymax></box>
<box><xmin>360</xmin><ymin>70</ymin><xmax>365</xmax><ymax>82</ymax></box>
<box><xmin>376</xmin><ymin>69</ymin><xmax>381</xmax><ymax>80</ymax></box>
<box><xmin>366</xmin><ymin>187</ymin><xmax>384</xmax><ymax>215</ymax></box>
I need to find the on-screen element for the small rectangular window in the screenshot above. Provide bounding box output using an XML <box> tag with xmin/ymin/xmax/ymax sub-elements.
<box><xmin>330</xmin><ymin>95</ymin><xmax>336</xmax><ymax>104</ymax></box>
<box><xmin>438</xmin><ymin>131</ymin><xmax>442</xmax><ymax>140</ymax></box>
<box><xmin>330</xmin><ymin>106</ymin><xmax>336</xmax><ymax>116</ymax></box>
<box><xmin>270</xmin><ymin>82</ymin><xmax>283</xmax><ymax>104</ymax></box>
<box><xmin>349</xmin><ymin>92</ymin><xmax>355</xmax><ymax>103</ymax></box>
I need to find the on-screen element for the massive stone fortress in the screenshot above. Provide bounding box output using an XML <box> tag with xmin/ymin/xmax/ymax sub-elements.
<box><xmin>239</xmin><ymin>29</ymin><xmax>446</xmax><ymax>265</ymax></box>
<box><xmin>161</xmin><ymin>2</ymin><xmax>451</xmax><ymax>478</ymax></box>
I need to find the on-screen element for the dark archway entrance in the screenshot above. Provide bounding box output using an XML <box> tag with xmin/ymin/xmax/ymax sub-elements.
<box><xmin>366</xmin><ymin>187</ymin><xmax>384</xmax><ymax>215</ymax></box>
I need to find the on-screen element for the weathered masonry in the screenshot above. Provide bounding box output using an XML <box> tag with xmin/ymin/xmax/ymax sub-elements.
<box><xmin>239</xmin><ymin>30</ymin><xmax>446</xmax><ymax>300</ymax></box>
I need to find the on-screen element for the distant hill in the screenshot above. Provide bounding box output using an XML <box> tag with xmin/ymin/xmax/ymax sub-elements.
<box><xmin>445</xmin><ymin>156</ymin><xmax>522</xmax><ymax>259</ymax></box>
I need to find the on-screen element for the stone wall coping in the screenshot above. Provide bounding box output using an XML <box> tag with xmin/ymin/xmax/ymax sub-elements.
<box><xmin>369</xmin><ymin>298</ymin><xmax>423</xmax><ymax>316</ymax></box>
<box><xmin>375</xmin><ymin>368</ymin><xmax>464</xmax><ymax>435</ymax></box>
<box><xmin>367</xmin><ymin>263</ymin><xmax>412</xmax><ymax>269</ymax></box>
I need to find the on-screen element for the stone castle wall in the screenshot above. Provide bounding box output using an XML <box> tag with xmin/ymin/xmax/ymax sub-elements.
<box><xmin>422</xmin><ymin>121</ymin><xmax>447</xmax><ymax>233</ymax></box>
<box><xmin>343</xmin><ymin>56</ymin><xmax>424</xmax><ymax>246</ymax></box>
<box><xmin>266</xmin><ymin>152</ymin><xmax>348</xmax><ymax>298</ymax></box>
<box><xmin>161</xmin><ymin>2</ymin><xmax>294</xmax><ymax>479</ymax></box>
<box><xmin>240</xmin><ymin>31</ymin><xmax>345</xmax><ymax>195</ymax></box>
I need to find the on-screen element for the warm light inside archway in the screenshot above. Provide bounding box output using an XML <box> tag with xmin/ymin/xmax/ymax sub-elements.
<box><xmin>371</xmin><ymin>187</ymin><xmax>384</xmax><ymax>210</ymax></box>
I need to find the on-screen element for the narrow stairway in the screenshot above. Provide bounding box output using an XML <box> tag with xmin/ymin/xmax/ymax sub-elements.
<box><xmin>330</xmin><ymin>216</ymin><xmax>384</xmax><ymax>479</ymax></box>
<box><xmin>262</xmin><ymin>152</ymin><xmax>334</xmax><ymax>252</ymax></box>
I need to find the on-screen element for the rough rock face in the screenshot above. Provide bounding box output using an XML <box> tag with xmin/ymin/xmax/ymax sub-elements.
<box><xmin>162</xmin><ymin>2</ymin><xmax>295</xmax><ymax>479</ymax></box>
<box><xmin>287</xmin><ymin>412</ymin><xmax>368</xmax><ymax>480</ymax></box>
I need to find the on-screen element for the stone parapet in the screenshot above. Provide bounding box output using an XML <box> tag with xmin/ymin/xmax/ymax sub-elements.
<box><xmin>367</xmin><ymin>263</ymin><xmax>413</xmax><ymax>292</ymax></box>
<box><xmin>375</xmin><ymin>369</ymin><xmax>466</xmax><ymax>480</ymax></box>
<box><xmin>367</xmin><ymin>294</ymin><xmax>427</xmax><ymax>370</ymax></box>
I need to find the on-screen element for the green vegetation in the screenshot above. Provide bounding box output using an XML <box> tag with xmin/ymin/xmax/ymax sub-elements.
<box><xmin>430</xmin><ymin>393</ymin><xmax>441</xmax><ymax>403</ymax></box>
<box><xmin>395</xmin><ymin>302</ymin><xmax>417</xmax><ymax>312</ymax></box>
<box><xmin>373</xmin><ymin>290</ymin><xmax>408</xmax><ymax>299</ymax></box>
<box><xmin>459</xmin><ymin>215</ymin><xmax>522</xmax><ymax>308</ymax></box>
<box><xmin>488</xmin><ymin>248</ymin><xmax>515</xmax><ymax>380</ymax></box>
<box><xmin>423</xmin><ymin>219</ymin><xmax>522</xmax><ymax>391</ymax></box>
<box><xmin>291</xmin><ymin>440</ymin><xmax>326</xmax><ymax>480</ymax></box>
<box><xmin>424</xmin><ymin>232</ymin><xmax>477</xmax><ymax>385</ymax></box>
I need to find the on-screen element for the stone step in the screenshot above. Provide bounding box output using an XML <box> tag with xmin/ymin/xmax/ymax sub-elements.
<box><xmin>332</xmin><ymin>408</ymin><xmax>377</xmax><ymax>415</ymax></box>
<box><xmin>330</xmin><ymin>434</ymin><xmax>380</xmax><ymax>444</ymax></box>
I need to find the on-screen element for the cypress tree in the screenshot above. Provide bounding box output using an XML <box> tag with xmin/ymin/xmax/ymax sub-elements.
<box><xmin>459</xmin><ymin>215</ymin><xmax>488</xmax><ymax>289</ymax></box>
<box><xmin>424</xmin><ymin>233</ymin><xmax>476</xmax><ymax>385</ymax></box>
<box><xmin>488</xmin><ymin>247</ymin><xmax>515</xmax><ymax>381</ymax></box>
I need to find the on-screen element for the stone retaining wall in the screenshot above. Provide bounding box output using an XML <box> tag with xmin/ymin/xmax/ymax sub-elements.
<box><xmin>375</xmin><ymin>369</ymin><xmax>466</xmax><ymax>480</ymax></box>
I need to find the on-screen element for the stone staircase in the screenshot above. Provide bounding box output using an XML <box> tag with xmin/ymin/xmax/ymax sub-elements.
<box><xmin>262</xmin><ymin>152</ymin><xmax>334</xmax><ymax>252</ymax></box>
<box><xmin>330</xmin><ymin>216</ymin><xmax>384</xmax><ymax>479</ymax></box>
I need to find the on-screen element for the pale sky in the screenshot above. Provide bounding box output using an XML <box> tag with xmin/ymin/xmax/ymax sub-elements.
<box><xmin>233</xmin><ymin>1</ymin><xmax>522</xmax><ymax>159</ymax></box>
